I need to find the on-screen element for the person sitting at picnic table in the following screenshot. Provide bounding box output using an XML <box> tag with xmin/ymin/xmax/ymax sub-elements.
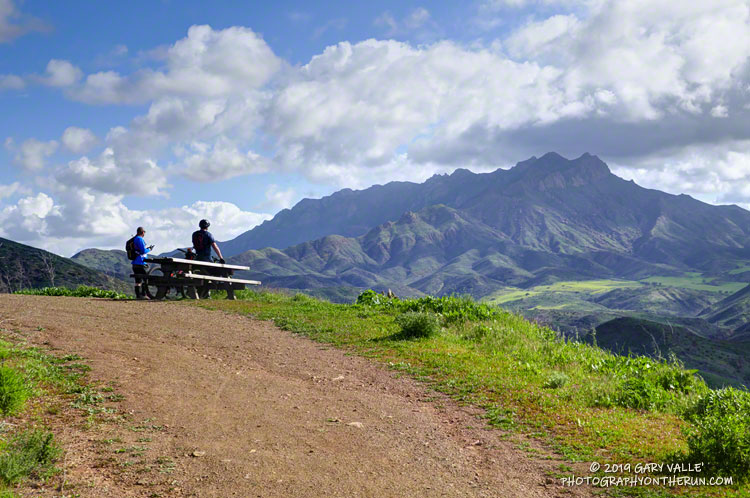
<box><xmin>192</xmin><ymin>219</ymin><xmax>225</xmax><ymax>264</ymax></box>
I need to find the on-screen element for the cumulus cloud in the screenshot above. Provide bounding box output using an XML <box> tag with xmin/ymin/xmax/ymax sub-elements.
<box><xmin>73</xmin><ymin>25</ymin><xmax>283</xmax><ymax>104</ymax></box>
<box><xmin>0</xmin><ymin>187</ymin><xmax>271</xmax><ymax>256</ymax></box>
<box><xmin>61</xmin><ymin>127</ymin><xmax>97</xmax><ymax>153</ymax></box>
<box><xmin>0</xmin><ymin>0</ymin><xmax>46</xmax><ymax>43</ymax></box>
<box><xmin>56</xmin><ymin>148</ymin><xmax>168</xmax><ymax>196</ymax></box>
<box><xmin>12</xmin><ymin>138</ymin><xmax>58</xmax><ymax>171</ymax></box>
<box><xmin>39</xmin><ymin>59</ymin><xmax>83</xmax><ymax>87</ymax></box>
<box><xmin>611</xmin><ymin>141</ymin><xmax>750</xmax><ymax>208</ymax></box>
<box><xmin>0</xmin><ymin>74</ymin><xmax>23</xmax><ymax>90</ymax></box>
<box><xmin>176</xmin><ymin>139</ymin><xmax>270</xmax><ymax>182</ymax></box>
<box><xmin>0</xmin><ymin>182</ymin><xmax>24</xmax><ymax>199</ymax></box>
<box><xmin>260</xmin><ymin>185</ymin><xmax>297</xmax><ymax>211</ymax></box>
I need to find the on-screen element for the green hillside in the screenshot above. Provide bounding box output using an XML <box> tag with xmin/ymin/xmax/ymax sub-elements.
<box><xmin>700</xmin><ymin>284</ymin><xmax>750</xmax><ymax>334</ymax></box>
<box><xmin>593</xmin><ymin>317</ymin><xmax>750</xmax><ymax>388</ymax></box>
<box><xmin>71</xmin><ymin>248</ymin><xmax>132</xmax><ymax>282</ymax></box>
<box><xmin>0</xmin><ymin>238</ymin><xmax>130</xmax><ymax>294</ymax></box>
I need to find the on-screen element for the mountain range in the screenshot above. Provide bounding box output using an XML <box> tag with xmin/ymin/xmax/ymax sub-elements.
<box><xmin>221</xmin><ymin>153</ymin><xmax>749</xmax><ymax>309</ymax></box>
<box><xmin>9</xmin><ymin>151</ymin><xmax>750</xmax><ymax>386</ymax></box>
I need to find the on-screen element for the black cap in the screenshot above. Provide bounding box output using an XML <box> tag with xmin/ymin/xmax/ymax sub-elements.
<box><xmin>199</xmin><ymin>219</ymin><xmax>210</xmax><ymax>229</ymax></box>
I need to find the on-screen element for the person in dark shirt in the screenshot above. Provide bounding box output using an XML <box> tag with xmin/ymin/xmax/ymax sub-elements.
<box><xmin>131</xmin><ymin>226</ymin><xmax>154</xmax><ymax>300</ymax></box>
<box><xmin>192</xmin><ymin>219</ymin><xmax>225</xmax><ymax>263</ymax></box>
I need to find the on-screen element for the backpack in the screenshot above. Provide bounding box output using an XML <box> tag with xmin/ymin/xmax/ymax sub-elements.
<box><xmin>125</xmin><ymin>236</ymin><xmax>137</xmax><ymax>260</ymax></box>
<box><xmin>192</xmin><ymin>231</ymin><xmax>206</xmax><ymax>251</ymax></box>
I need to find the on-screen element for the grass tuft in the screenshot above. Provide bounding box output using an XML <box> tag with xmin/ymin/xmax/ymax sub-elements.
<box><xmin>0</xmin><ymin>430</ymin><xmax>60</xmax><ymax>486</ymax></box>
<box><xmin>0</xmin><ymin>366</ymin><xmax>28</xmax><ymax>415</ymax></box>
<box><xmin>394</xmin><ymin>312</ymin><xmax>440</xmax><ymax>339</ymax></box>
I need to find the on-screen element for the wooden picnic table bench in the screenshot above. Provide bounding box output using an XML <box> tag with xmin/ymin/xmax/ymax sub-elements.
<box><xmin>130</xmin><ymin>257</ymin><xmax>261</xmax><ymax>300</ymax></box>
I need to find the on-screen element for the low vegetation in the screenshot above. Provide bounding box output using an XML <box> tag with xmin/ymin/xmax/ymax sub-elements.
<box><xmin>0</xmin><ymin>336</ymin><xmax>97</xmax><ymax>494</ymax></box>
<box><xmin>194</xmin><ymin>288</ymin><xmax>749</xmax><ymax>496</ymax></box>
<box><xmin>15</xmin><ymin>285</ymin><xmax>131</xmax><ymax>300</ymax></box>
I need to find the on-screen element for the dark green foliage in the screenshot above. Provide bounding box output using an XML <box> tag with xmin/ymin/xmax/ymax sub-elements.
<box><xmin>0</xmin><ymin>367</ymin><xmax>28</xmax><ymax>415</ymax></box>
<box><xmin>15</xmin><ymin>285</ymin><xmax>131</xmax><ymax>300</ymax></box>
<box><xmin>0</xmin><ymin>430</ymin><xmax>60</xmax><ymax>486</ymax></box>
<box><xmin>394</xmin><ymin>312</ymin><xmax>440</xmax><ymax>338</ymax></box>
<box><xmin>683</xmin><ymin>388</ymin><xmax>750</xmax><ymax>480</ymax></box>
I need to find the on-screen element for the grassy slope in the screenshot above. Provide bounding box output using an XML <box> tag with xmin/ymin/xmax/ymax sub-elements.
<box><xmin>191</xmin><ymin>290</ymin><xmax>746</xmax><ymax>497</ymax></box>
<box><xmin>0</xmin><ymin>238</ymin><xmax>131</xmax><ymax>294</ymax></box>
<box><xmin>70</xmin><ymin>248</ymin><xmax>132</xmax><ymax>282</ymax></box>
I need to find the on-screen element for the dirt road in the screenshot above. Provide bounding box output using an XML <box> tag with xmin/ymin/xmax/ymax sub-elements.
<box><xmin>4</xmin><ymin>296</ymin><xmax>588</xmax><ymax>497</ymax></box>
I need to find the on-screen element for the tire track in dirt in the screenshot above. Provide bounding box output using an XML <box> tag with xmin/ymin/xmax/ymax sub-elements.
<box><xmin>3</xmin><ymin>296</ymin><xmax>591</xmax><ymax>497</ymax></box>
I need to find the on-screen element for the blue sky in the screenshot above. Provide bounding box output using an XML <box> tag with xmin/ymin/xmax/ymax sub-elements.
<box><xmin>1</xmin><ymin>0</ymin><xmax>749</xmax><ymax>255</ymax></box>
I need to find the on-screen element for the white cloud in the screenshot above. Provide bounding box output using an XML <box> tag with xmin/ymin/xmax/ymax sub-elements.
<box><xmin>611</xmin><ymin>141</ymin><xmax>750</xmax><ymax>207</ymax></box>
<box><xmin>374</xmin><ymin>8</ymin><xmax>439</xmax><ymax>40</ymax></box>
<box><xmin>0</xmin><ymin>182</ymin><xmax>24</xmax><ymax>199</ymax></box>
<box><xmin>56</xmin><ymin>148</ymin><xmax>168</xmax><ymax>196</ymax></box>
<box><xmin>73</xmin><ymin>25</ymin><xmax>282</xmax><ymax>104</ymax></box>
<box><xmin>61</xmin><ymin>127</ymin><xmax>97</xmax><ymax>153</ymax></box>
<box><xmin>0</xmin><ymin>74</ymin><xmax>23</xmax><ymax>90</ymax></box>
<box><xmin>13</xmin><ymin>138</ymin><xmax>58</xmax><ymax>171</ymax></box>
<box><xmin>710</xmin><ymin>104</ymin><xmax>729</xmax><ymax>118</ymax></box>
<box><xmin>0</xmin><ymin>0</ymin><xmax>45</xmax><ymax>42</ymax></box>
<box><xmin>261</xmin><ymin>185</ymin><xmax>297</xmax><ymax>211</ymax></box>
<box><xmin>40</xmin><ymin>59</ymin><xmax>83</xmax><ymax>87</ymax></box>
<box><xmin>0</xmin><ymin>187</ymin><xmax>271</xmax><ymax>257</ymax></box>
<box><xmin>176</xmin><ymin>139</ymin><xmax>270</xmax><ymax>182</ymax></box>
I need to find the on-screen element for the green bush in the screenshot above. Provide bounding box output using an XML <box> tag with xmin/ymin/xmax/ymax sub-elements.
<box><xmin>15</xmin><ymin>286</ymin><xmax>130</xmax><ymax>300</ymax></box>
<box><xmin>0</xmin><ymin>366</ymin><xmax>28</xmax><ymax>415</ymax></box>
<box><xmin>543</xmin><ymin>371</ymin><xmax>569</xmax><ymax>389</ymax></box>
<box><xmin>0</xmin><ymin>430</ymin><xmax>60</xmax><ymax>486</ymax></box>
<box><xmin>683</xmin><ymin>388</ymin><xmax>750</xmax><ymax>480</ymax></box>
<box><xmin>355</xmin><ymin>290</ymin><xmax>500</xmax><ymax>324</ymax></box>
<box><xmin>395</xmin><ymin>312</ymin><xmax>440</xmax><ymax>339</ymax></box>
<box><xmin>586</xmin><ymin>355</ymin><xmax>705</xmax><ymax>412</ymax></box>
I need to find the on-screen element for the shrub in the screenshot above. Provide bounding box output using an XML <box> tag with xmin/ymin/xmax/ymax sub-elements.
<box><xmin>355</xmin><ymin>289</ymin><xmax>397</xmax><ymax>308</ymax></box>
<box><xmin>0</xmin><ymin>366</ymin><xmax>28</xmax><ymax>415</ymax></box>
<box><xmin>543</xmin><ymin>371</ymin><xmax>569</xmax><ymax>389</ymax></box>
<box><xmin>395</xmin><ymin>312</ymin><xmax>440</xmax><ymax>339</ymax></box>
<box><xmin>0</xmin><ymin>430</ymin><xmax>60</xmax><ymax>486</ymax></box>
<box><xmin>15</xmin><ymin>285</ymin><xmax>130</xmax><ymax>300</ymax></box>
<box><xmin>683</xmin><ymin>388</ymin><xmax>750</xmax><ymax>480</ymax></box>
<box><xmin>355</xmin><ymin>290</ymin><xmax>500</xmax><ymax>324</ymax></box>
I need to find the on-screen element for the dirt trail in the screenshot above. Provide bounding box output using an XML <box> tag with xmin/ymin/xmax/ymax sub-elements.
<box><xmin>4</xmin><ymin>296</ymin><xmax>590</xmax><ymax>497</ymax></box>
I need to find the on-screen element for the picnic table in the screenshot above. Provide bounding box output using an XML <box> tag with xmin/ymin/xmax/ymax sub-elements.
<box><xmin>131</xmin><ymin>257</ymin><xmax>261</xmax><ymax>300</ymax></box>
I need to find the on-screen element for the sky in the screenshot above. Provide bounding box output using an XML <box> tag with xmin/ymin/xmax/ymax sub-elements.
<box><xmin>1</xmin><ymin>0</ymin><xmax>750</xmax><ymax>256</ymax></box>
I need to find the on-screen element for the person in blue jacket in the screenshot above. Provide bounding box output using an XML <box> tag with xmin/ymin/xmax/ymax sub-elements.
<box><xmin>132</xmin><ymin>226</ymin><xmax>154</xmax><ymax>299</ymax></box>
